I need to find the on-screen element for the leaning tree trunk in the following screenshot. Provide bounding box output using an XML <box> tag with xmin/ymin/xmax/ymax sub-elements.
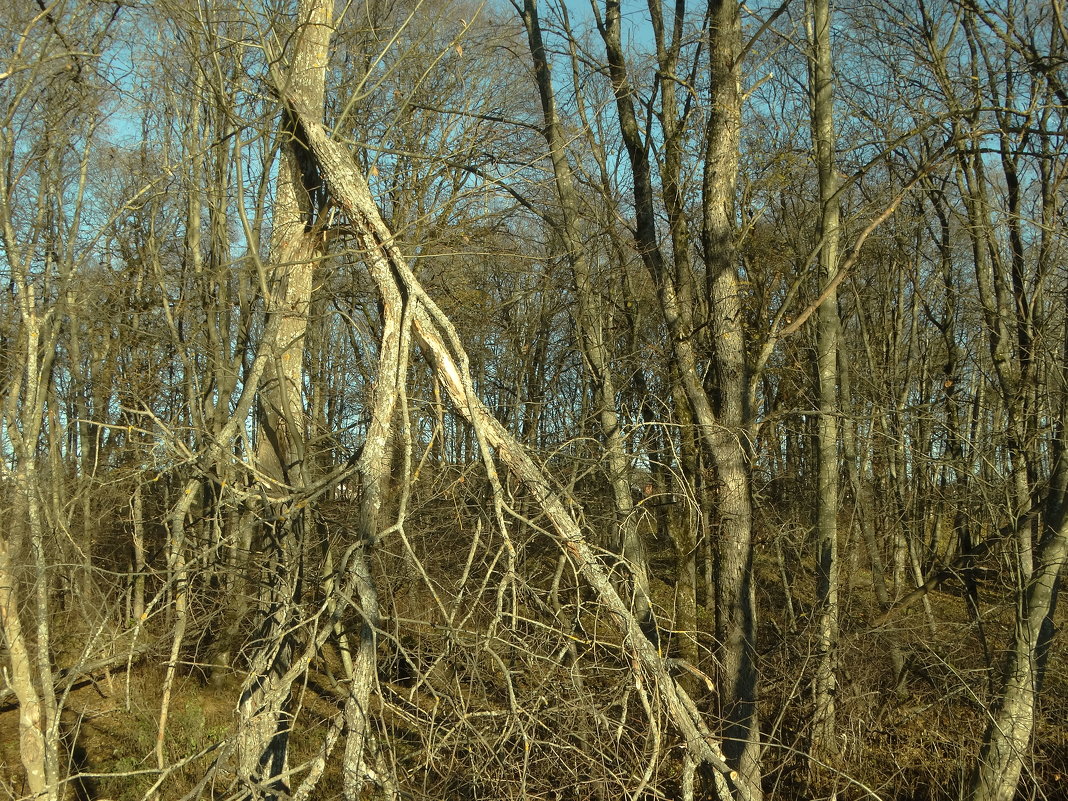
<box><xmin>964</xmin><ymin>15</ymin><xmax>1068</xmax><ymax>792</ymax></box>
<box><xmin>969</xmin><ymin>515</ymin><xmax>1068</xmax><ymax>801</ymax></box>
<box><xmin>283</xmin><ymin>89</ymin><xmax>754</xmax><ymax>801</ymax></box>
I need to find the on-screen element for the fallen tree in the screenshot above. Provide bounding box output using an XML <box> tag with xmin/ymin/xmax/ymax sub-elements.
<box><xmin>275</xmin><ymin>88</ymin><xmax>750</xmax><ymax>801</ymax></box>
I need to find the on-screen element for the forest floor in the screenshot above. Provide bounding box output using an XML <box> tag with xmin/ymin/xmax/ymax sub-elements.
<box><xmin>2</xmin><ymin>544</ymin><xmax>1067</xmax><ymax>801</ymax></box>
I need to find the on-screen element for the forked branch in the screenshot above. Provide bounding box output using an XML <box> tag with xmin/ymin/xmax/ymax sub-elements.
<box><xmin>279</xmin><ymin>91</ymin><xmax>749</xmax><ymax>801</ymax></box>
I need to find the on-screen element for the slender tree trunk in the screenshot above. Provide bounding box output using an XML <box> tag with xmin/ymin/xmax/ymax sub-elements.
<box><xmin>130</xmin><ymin>483</ymin><xmax>146</xmax><ymax>624</ymax></box>
<box><xmin>671</xmin><ymin>382</ymin><xmax>701</xmax><ymax>672</ymax></box>
<box><xmin>518</xmin><ymin>0</ymin><xmax>652</xmax><ymax>635</ymax></box>
<box><xmin>339</xmin><ymin>203</ymin><xmax>411</xmax><ymax>801</ymax></box>
<box><xmin>969</xmin><ymin>516</ymin><xmax>1068</xmax><ymax>801</ymax></box>
<box><xmin>807</xmin><ymin>0</ymin><xmax>841</xmax><ymax>763</ymax></box>
<box><xmin>700</xmin><ymin>3</ymin><xmax>761</xmax><ymax>795</ymax></box>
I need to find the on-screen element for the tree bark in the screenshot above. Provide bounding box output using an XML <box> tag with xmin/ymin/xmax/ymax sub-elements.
<box><xmin>0</xmin><ymin>537</ymin><xmax>48</xmax><ymax>799</ymax></box>
<box><xmin>969</xmin><ymin>516</ymin><xmax>1068</xmax><ymax>801</ymax></box>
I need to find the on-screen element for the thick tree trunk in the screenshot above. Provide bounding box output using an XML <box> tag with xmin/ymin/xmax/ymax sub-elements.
<box><xmin>0</xmin><ymin>538</ymin><xmax>49</xmax><ymax>799</ymax></box>
<box><xmin>238</xmin><ymin>0</ymin><xmax>332</xmax><ymax>795</ymax></box>
<box><xmin>597</xmin><ymin>1</ymin><xmax>760</xmax><ymax>792</ymax></box>
<box><xmin>0</xmin><ymin>207</ymin><xmax>63</xmax><ymax>799</ymax></box>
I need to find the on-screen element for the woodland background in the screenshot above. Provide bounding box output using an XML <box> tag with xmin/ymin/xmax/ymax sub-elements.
<box><xmin>1</xmin><ymin>0</ymin><xmax>1066</xmax><ymax>800</ymax></box>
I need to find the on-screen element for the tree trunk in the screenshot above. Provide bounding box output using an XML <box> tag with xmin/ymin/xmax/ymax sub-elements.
<box><xmin>807</xmin><ymin>0</ymin><xmax>842</xmax><ymax>763</ymax></box>
<box><xmin>0</xmin><ymin>188</ymin><xmax>65</xmax><ymax>800</ymax></box>
<box><xmin>518</xmin><ymin>0</ymin><xmax>652</xmax><ymax>636</ymax></box>
<box><xmin>237</xmin><ymin>0</ymin><xmax>333</xmax><ymax>794</ymax></box>
<box><xmin>700</xmin><ymin>3</ymin><xmax>761</xmax><ymax>795</ymax></box>
<box><xmin>0</xmin><ymin>537</ymin><xmax>49</xmax><ymax>799</ymax></box>
<box><xmin>969</xmin><ymin>516</ymin><xmax>1068</xmax><ymax>801</ymax></box>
